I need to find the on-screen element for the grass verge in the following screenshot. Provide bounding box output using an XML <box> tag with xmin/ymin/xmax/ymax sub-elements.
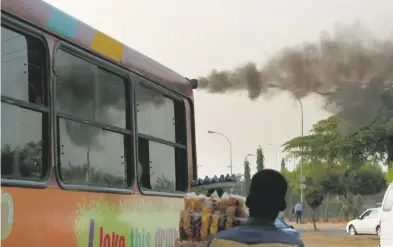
<box><xmin>301</xmin><ymin>231</ymin><xmax>379</xmax><ymax>247</ymax></box>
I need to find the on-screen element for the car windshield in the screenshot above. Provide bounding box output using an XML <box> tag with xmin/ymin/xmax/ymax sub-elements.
<box><xmin>274</xmin><ymin>218</ymin><xmax>289</xmax><ymax>229</ymax></box>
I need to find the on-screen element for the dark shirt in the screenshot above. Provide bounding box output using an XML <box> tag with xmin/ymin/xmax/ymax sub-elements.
<box><xmin>209</xmin><ymin>217</ymin><xmax>305</xmax><ymax>247</ymax></box>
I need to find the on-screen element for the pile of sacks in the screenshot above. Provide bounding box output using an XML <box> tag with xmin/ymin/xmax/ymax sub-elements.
<box><xmin>176</xmin><ymin>191</ymin><xmax>248</xmax><ymax>247</ymax></box>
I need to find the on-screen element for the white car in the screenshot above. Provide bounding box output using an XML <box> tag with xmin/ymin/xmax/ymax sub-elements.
<box><xmin>380</xmin><ymin>183</ymin><xmax>393</xmax><ymax>247</ymax></box>
<box><xmin>346</xmin><ymin>207</ymin><xmax>381</xmax><ymax>235</ymax></box>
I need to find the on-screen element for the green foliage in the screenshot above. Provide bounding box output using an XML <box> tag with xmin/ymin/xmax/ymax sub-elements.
<box><xmin>1</xmin><ymin>142</ymin><xmax>43</xmax><ymax>178</ymax></box>
<box><xmin>256</xmin><ymin>145</ymin><xmax>265</xmax><ymax>172</ymax></box>
<box><xmin>283</xmin><ymin>161</ymin><xmax>331</xmax><ymax>194</ymax></box>
<box><xmin>386</xmin><ymin>166</ymin><xmax>393</xmax><ymax>184</ymax></box>
<box><xmin>320</xmin><ymin>165</ymin><xmax>386</xmax><ymax>197</ymax></box>
<box><xmin>282</xmin><ymin>94</ymin><xmax>393</xmax><ymax>221</ymax></box>
<box><xmin>244</xmin><ymin>158</ymin><xmax>251</xmax><ymax>196</ymax></box>
<box><xmin>305</xmin><ymin>187</ymin><xmax>325</xmax><ymax>209</ymax></box>
<box><xmin>347</xmin><ymin>165</ymin><xmax>386</xmax><ymax>195</ymax></box>
<box><xmin>283</xmin><ymin>114</ymin><xmax>393</xmax><ymax>166</ymax></box>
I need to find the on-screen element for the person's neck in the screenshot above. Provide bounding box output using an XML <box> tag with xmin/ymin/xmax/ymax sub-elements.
<box><xmin>249</xmin><ymin>215</ymin><xmax>275</xmax><ymax>223</ymax></box>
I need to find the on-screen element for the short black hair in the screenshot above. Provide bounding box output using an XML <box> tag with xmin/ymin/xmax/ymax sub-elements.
<box><xmin>246</xmin><ymin>169</ymin><xmax>288</xmax><ymax>220</ymax></box>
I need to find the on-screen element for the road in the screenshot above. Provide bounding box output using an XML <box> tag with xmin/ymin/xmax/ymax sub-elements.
<box><xmin>292</xmin><ymin>222</ymin><xmax>347</xmax><ymax>235</ymax></box>
<box><xmin>298</xmin><ymin>228</ymin><xmax>347</xmax><ymax>235</ymax></box>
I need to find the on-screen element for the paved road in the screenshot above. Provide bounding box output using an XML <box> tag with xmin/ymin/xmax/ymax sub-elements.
<box><xmin>296</xmin><ymin>228</ymin><xmax>347</xmax><ymax>235</ymax></box>
<box><xmin>293</xmin><ymin>223</ymin><xmax>347</xmax><ymax>235</ymax></box>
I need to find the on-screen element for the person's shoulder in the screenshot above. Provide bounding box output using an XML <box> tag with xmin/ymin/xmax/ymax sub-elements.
<box><xmin>208</xmin><ymin>228</ymin><xmax>243</xmax><ymax>247</ymax></box>
<box><xmin>275</xmin><ymin>228</ymin><xmax>305</xmax><ymax>247</ymax></box>
<box><xmin>214</xmin><ymin>227</ymin><xmax>241</xmax><ymax>239</ymax></box>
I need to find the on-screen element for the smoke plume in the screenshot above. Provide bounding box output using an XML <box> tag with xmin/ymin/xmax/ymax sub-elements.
<box><xmin>198</xmin><ymin>23</ymin><xmax>393</xmax><ymax>134</ymax></box>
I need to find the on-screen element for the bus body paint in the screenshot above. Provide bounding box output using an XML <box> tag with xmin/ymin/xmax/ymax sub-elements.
<box><xmin>1</xmin><ymin>188</ymin><xmax>181</xmax><ymax>247</ymax></box>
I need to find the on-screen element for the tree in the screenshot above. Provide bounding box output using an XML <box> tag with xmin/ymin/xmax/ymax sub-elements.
<box><xmin>321</xmin><ymin>165</ymin><xmax>386</xmax><ymax>219</ymax></box>
<box><xmin>62</xmin><ymin>162</ymin><xmax>125</xmax><ymax>187</ymax></box>
<box><xmin>323</xmin><ymin>78</ymin><xmax>393</xmax><ymax>166</ymax></box>
<box><xmin>347</xmin><ymin>165</ymin><xmax>386</xmax><ymax>196</ymax></box>
<box><xmin>283</xmin><ymin>114</ymin><xmax>393</xmax><ymax>168</ymax></box>
<box><xmin>256</xmin><ymin>145</ymin><xmax>265</xmax><ymax>172</ymax></box>
<box><xmin>244</xmin><ymin>158</ymin><xmax>251</xmax><ymax>196</ymax></box>
<box><xmin>280</xmin><ymin>158</ymin><xmax>286</xmax><ymax>173</ymax></box>
<box><xmin>305</xmin><ymin>187</ymin><xmax>325</xmax><ymax>231</ymax></box>
<box><xmin>154</xmin><ymin>174</ymin><xmax>175</xmax><ymax>192</ymax></box>
<box><xmin>1</xmin><ymin>141</ymin><xmax>43</xmax><ymax>178</ymax></box>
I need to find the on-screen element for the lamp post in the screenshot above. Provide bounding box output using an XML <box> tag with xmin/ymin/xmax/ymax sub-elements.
<box><xmin>208</xmin><ymin>130</ymin><xmax>233</xmax><ymax>175</ymax></box>
<box><xmin>269</xmin><ymin>85</ymin><xmax>305</xmax><ymax>204</ymax></box>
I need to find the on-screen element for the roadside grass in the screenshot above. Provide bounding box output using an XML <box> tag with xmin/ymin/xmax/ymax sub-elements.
<box><xmin>301</xmin><ymin>231</ymin><xmax>379</xmax><ymax>247</ymax></box>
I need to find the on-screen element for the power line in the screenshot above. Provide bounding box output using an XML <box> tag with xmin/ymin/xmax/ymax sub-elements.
<box><xmin>1</xmin><ymin>34</ymin><xmax>22</xmax><ymax>43</ymax></box>
<box><xmin>1</xmin><ymin>55</ymin><xmax>27</xmax><ymax>65</ymax></box>
<box><xmin>1</xmin><ymin>47</ymin><xmax>27</xmax><ymax>57</ymax></box>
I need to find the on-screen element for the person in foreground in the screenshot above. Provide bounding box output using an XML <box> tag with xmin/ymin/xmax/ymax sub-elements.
<box><xmin>209</xmin><ymin>169</ymin><xmax>305</xmax><ymax>247</ymax></box>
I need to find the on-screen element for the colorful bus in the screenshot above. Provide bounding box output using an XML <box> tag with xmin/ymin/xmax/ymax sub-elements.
<box><xmin>1</xmin><ymin>0</ymin><xmax>198</xmax><ymax>246</ymax></box>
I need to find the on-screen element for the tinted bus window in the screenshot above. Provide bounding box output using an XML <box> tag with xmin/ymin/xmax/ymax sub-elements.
<box><xmin>54</xmin><ymin>49</ymin><xmax>132</xmax><ymax>189</ymax></box>
<box><xmin>55</xmin><ymin>50</ymin><xmax>126</xmax><ymax>128</ymax></box>
<box><xmin>1</xmin><ymin>25</ymin><xmax>49</xmax><ymax>181</ymax></box>
<box><xmin>136</xmin><ymin>84</ymin><xmax>188</xmax><ymax>193</ymax></box>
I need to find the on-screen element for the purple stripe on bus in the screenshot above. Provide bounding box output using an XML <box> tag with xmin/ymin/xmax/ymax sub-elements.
<box><xmin>88</xmin><ymin>219</ymin><xmax>95</xmax><ymax>247</ymax></box>
<box><xmin>2</xmin><ymin>0</ymin><xmax>51</xmax><ymax>27</ymax></box>
<box><xmin>75</xmin><ymin>22</ymin><xmax>96</xmax><ymax>48</ymax></box>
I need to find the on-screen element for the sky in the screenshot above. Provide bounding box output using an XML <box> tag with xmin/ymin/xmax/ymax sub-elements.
<box><xmin>41</xmin><ymin>0</ymin><xmax>393</xmax><ymax>178</ymax></box>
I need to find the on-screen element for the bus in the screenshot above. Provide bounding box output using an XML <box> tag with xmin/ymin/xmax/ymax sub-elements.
<box><xmin>1</xmin><ymin>0</ymin><xmax>198</xmax><ymax>246</ymax></box>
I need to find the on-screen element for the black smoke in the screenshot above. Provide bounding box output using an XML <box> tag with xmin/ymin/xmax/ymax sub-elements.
<box><xmin>198</xmin><ymin>23</ymin><xmax>393</xmax><ymax>134</ymax></box>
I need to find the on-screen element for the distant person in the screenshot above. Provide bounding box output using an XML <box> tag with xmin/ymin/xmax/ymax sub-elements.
<box><xmin>295</xmin><ymin>201</ymin><xmax>303</xmax><ymax>224</ymax></box>
<box><xmin>209</xmin><ymin>169</ymin><xmax>305</xmax><ymax>247</ymax></box>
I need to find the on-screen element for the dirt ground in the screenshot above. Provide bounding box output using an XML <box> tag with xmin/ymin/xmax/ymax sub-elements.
<box><xmin>301</xmin><ymin>231</ymin><xmax>379</xmax><ymax>247</ymax></box>
<box><xmin>293</xmin><ymin>222</ymin><xmax>347</xmax><ymax>229</ymax></box>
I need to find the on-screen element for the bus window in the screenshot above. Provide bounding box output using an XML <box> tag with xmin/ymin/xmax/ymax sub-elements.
<box><xmin>54</xmin><ymin>49</ymin><xmax>132</xmax><ymax>189</ymax></box>
<box><xmin>136</xmin><ymin>84</ymin><xmax>188</xmax><ymax>193</ymax></box>
<box><xmin>1</xmin><ymin>25</ymin><xmax>49</xmax><ymax>181</ymax></box>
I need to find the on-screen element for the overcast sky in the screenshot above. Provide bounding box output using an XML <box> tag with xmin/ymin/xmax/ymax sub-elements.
<box><xmin>43</xmin><ymin>0</ymin><xmax>393</xmax><ymax>178</ymax></box>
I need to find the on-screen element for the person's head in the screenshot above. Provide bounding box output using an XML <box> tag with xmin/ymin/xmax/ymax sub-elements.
<box><xmin>246</xmin><ymin>169</ymin><xmax>288</xmax><ymax>221</ymax></box>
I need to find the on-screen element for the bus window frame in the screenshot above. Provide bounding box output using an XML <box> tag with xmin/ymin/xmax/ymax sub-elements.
<box><xmin>134</xmin><ymin>79</ymin><xmax>188</xmax><ymax>198</ymax></box>
<box><xmin>53</xmin><ymin>41</ymin><xmax>135</xmax><ymax>194</ymax></box>
<box><xmin>187</xmin><ymin>98</ymin><xmax>198</xmax><ymax>181</ymax></box>
<box><xmin>1</xmin><ymin>15</ymin><xmax>52</xmax><ymax>189</ymax></box>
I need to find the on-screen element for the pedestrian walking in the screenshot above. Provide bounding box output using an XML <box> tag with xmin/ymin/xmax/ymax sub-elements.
<box><xmin>295</xmin><ymin>201</ymin><xmax>303</xmax><ymax>224</ymax></box>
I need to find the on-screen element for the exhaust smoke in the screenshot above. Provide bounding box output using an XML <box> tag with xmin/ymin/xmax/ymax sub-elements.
<box><xmin>198</xmin><ymin>23</ymin><xmax>393</xmax><ymax>134</ymax></box>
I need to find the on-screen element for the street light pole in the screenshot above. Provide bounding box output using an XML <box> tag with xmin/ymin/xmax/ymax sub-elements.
<box><xmin>269</xmin><ymin>85</ymin><xmax>304</xmax><ymax>204</ymax></box>
<box><xmin>208</xmin><ymin>130</ymin><xmax>233</xmax><ymax>175</ymax></box>
<box><xmin>297</xmin><ymin>95</ymin><xmax>305</xmax><ymax>205</ymax></box>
